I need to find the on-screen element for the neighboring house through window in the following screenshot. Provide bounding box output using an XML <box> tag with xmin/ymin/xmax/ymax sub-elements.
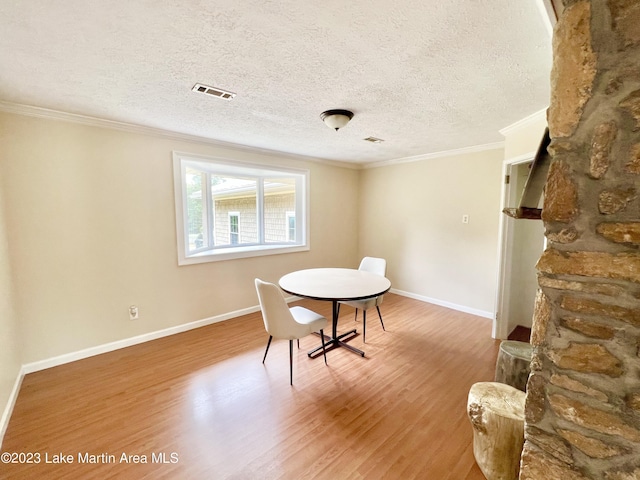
<box><xmin>173</xmin><ymin>152</ymin><xmax>309</xmax><ymax>264</ymax></box>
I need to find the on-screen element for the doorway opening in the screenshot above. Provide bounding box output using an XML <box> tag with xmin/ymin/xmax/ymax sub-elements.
<box><xmin>494</xmin><ymin>156</ymin><xmax>546</xmax><ymax>339</ymax></box>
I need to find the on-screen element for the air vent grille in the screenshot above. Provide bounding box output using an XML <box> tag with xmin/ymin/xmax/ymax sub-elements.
<box><xmin>192</xmin><ymin>83</ymin><xmax>236</xmax><ymax>100</ymax></box>
<box><xmin>363</xmin><ymin>137</ymin><xmax>384</xmax><ymax>143</ymax></box>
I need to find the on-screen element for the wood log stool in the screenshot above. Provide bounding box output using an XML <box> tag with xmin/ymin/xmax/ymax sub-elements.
<box><xmin>467</xmin><ymin>382</ymin><xmax>526</xmax><ymax>480</ymax></box>
<box><xmin>494</xmin><ymin>340</ymin><xmax>533</xmax><ymax>392</ymax></box>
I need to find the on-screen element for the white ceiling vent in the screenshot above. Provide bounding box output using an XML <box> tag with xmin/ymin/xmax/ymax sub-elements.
<box><xmin>192</xmin><ymin>83</ymin><xmax>236</xmax><ymax>100</ymax></box>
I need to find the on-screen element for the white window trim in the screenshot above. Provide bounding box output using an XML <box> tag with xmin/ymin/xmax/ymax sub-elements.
<box><xmin>173</xmin><ymin>151</ymin><xmax>310</xmax><ymax>265</ymax></box>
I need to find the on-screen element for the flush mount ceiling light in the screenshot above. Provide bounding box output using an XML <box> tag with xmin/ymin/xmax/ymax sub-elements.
<box><xmin>320</xmin><ymin>109</ymin><xmax>354</xmax><ymax>131</ymax></box>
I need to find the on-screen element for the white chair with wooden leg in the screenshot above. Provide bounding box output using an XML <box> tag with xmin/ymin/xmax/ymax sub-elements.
<box><xmin>255</xmin><ymin>278</ymin><xmax>328</xmax><ymax>385</ymax></box>
<box><xmin>338</xmin><ymin>257</ymin><xmax>386</xmax><ymax>343</ymax></box>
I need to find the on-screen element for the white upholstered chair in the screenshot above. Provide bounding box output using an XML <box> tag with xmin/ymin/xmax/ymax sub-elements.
<box><xmin>255</xmin><ymin>279</ymin><xmax>328</xmax><ymax>385</ymax></box>
<box><xmin>339</xmin><ymin>257</ymin><xmax>386</xmax><ymax>343</ymax></box>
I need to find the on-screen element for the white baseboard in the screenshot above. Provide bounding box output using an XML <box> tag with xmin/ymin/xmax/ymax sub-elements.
<box><xmin>18</xmin><ymin>292</ymin><xmax>492</xmax><ymax>375</ymax></box>
<box><xmin>2</xmin><ymin>306</ymin><xmax>262</xmax><ymax>445</ymax></box>
<box><xmin>390</xmin><ymin>288</ymin><xmax>495</xmax><ymax>319</ymax></box>
<box><xmin>2</xmin><ymin>292</ymin><xmax>492</xmax><ymax>444</ymax></box>
<box><xmin>22</xmin><ymin>305</ymin><xmax>262</xmax><ymax>374</ymax></box>
<box><xmin>0</xmin><ymin>366</ymin><xmax>25</xmax><ymax>448</ymax></box>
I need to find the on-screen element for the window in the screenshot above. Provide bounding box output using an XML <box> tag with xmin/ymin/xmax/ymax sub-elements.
<box><xmin>286</xmin><ymin>211</ymin><xmax>296</xmax><ymax>242</ymax></box>
<box><xmin>228</xmin><ymin>212</ymin><xmax>239</xmax><ymax>245</ymax></box>
<box><xmin>173</xmin><ymin>152</ymin><xmax>309</xmax><ymax>264</ymax></box>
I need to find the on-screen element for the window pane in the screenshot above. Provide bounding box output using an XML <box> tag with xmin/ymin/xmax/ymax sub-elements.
<box><xmin>229</xmin><ymin>214</ymin><xmax>239</xmax><ymax>245</ymax></box>
<box><xmin>287</xmin><ymin>214</ymin><xmax>296</xmax><ymax>242</ymax></box>
<box><xmin>185</xmin><ymin>168</ymin><xmax>206</xmax><ymax>252</ymax></box>
<box><xmin>212</xmin><ymin>176</ymin><xmax>257</xmax><ymax>246</ymax></box>
<box><xmin>175</xmin><ymin>152</ymin><xmax>308</xmax><ymax>264</ymax></box>
<box><xmin>263</xmin><ymin>177</ymin><xmax>296</xmax><ymax>243</ymax></box>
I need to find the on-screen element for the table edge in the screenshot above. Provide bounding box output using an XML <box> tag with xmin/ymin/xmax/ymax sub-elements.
<box><xmin>279</xmin><ymin>268</ymin><xmax>391</xmax><ymax>302</ymax></box>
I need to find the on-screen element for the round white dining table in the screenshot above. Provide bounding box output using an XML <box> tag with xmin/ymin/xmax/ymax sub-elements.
<box><xmin>279</xmin><ymin>268</ymin><xmax>391</xmax><ymax>357</ymax></box>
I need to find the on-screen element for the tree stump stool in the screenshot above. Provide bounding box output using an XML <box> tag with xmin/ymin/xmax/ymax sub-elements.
<box><xmin>467</xmin><ymin>382</ymin><xmax>526</xmax><ymax>480</ymax></box>
<box><xmin>494</xmin><ymin>340</ymin><xmax>533</xmax><ymax>392</ymax></box>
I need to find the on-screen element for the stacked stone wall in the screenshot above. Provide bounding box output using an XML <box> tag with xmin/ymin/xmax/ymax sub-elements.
<box><xmin>521</xmin><ymin>1</ymin><xmax>640</xmax><ymax>479</ymax></box>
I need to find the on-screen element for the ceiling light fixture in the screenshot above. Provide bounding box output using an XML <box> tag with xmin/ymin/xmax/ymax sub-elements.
<box><xmin>320</xmin><ymin>109</ymin><xmax>354</xmax><ymax>131</ymax></box>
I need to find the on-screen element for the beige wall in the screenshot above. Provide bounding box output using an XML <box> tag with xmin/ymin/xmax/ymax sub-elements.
<box><xmin>502</xmin><ymin>110</ymin><xmax>548</xmax><ymax>159</ymax></box>
<box><xmin>0</xmin><ymin>177</ymin><xmax>21</xmax><ymax>434</ymax></box>
<box><xmin>358</xmin><ymin>149</ymin><xmax>504</xmax><ymax>315</ymax></box>
<box><xmin>0</xmin><ymin>111</ymin><xmax>359</xmax><ymax>363</ymax></box>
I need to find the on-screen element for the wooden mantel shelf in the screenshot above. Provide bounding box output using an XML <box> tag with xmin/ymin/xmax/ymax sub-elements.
<box><xmin>502</xmin><ymin>207</ymin><xmax>542</xmax><ymax>220</ymax></box>
<box><xmin>502</xmin><ymin>127</ymin><xmax>549</xmax><ymax>221</ymax></box>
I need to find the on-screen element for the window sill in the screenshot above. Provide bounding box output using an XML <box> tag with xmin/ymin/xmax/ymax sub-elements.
<box><xmin>178</xmin><ymin>244</ymin><xmax>310</xmax><ymax>265</ymax></box>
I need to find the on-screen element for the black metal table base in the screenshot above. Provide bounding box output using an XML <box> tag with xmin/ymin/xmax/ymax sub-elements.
<box><xmin>308</xmin><ymin>329</ymin><xmax>364</xmax><ymax>358</ymax></box>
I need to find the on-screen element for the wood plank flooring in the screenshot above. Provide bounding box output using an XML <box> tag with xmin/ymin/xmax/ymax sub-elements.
<box><xmin>507</xmin><ymin>326</ymin><xmax>532</xmax><ymax>343</ymax></box>
<box><xmin>1</xmin><ymin>294</ymin><xmax>500</xmax><ymax>479</ymax></box>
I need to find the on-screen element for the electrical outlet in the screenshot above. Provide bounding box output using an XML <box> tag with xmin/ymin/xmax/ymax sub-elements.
<box><xmin>129</xmin><ymin>305</ymin><xmax>139</xmax><ymax>320</ymax></box>
<box><xmin>462</xmin><ymin>214</ymin><xmax>469</xmax><ymax>224</ymax></box>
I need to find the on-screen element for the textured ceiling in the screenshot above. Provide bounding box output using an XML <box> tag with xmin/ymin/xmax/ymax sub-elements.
<box><xmin>0</xmin><ymin>0</ymin><xmax>552</xmax><ymax>164</ymax></box>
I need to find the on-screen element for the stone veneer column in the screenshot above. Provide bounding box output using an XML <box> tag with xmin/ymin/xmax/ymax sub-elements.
<box><xmin>520</xmin><ymin>1</ymin><xmax>640</xmax><ymax>479</ymax></box>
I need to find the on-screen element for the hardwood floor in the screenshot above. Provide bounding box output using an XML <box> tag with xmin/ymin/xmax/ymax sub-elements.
<box><xmin>1</xmin><ymin>294</ymin><xmax>500</xmax><ymax>479</ymax></box>
<box><xmin>507</xmin><ymin>325</ymin><xmax>532</xmax><ymax>343</ymax></box>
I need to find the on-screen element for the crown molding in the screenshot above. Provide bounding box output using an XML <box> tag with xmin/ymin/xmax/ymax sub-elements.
<box><xmin>0</xmin><ymin>101</ymin><xmax>359</xmax><ymax>170</ymax></box>
<box><xmin>499</xmin><ymin>108</ymin><xmax>548</xmax><ymax>137</ymax></box>
<box><xmin>1</xmin><ymin>101</ymin><xmax>511</xmax><ymax>171</ymax></box>
<box><xmin>363</xmin><ymin>141</ymin><xmax>505</xmax><ymax>169</ymax></box>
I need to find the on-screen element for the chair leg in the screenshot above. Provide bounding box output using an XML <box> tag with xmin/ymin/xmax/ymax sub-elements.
<box><xmin>262</xmin><ymin>335</ymin><xmax>273</xmax><ymax>363</ymax></box>
<box><xmin>319</xmin><ymin>329</ymin><xmax>328</xmax><ymax>365</ymax></box>
<box><xmin>363</xmin><ymin>310</ymin><xmax>367</xmax><ymax>343</ymax></box>
<box><xmin>297</xmin><ymin>338</ymin><xmax>300</xmax><ymax>349</ymax></box>
<box><xmin>377</xmin><ymin>306</ymin><xmax>386</xmax><ymax>331</ymax></box>
<box><xmin>289</xmin><ymin>339</ymin><xmax>294</xmax><ymax>386</ymax></box>
<box><xmin>354</xmin><ymin>309</ymin><xmax>359</xmax><ymax>322</ymax></box>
